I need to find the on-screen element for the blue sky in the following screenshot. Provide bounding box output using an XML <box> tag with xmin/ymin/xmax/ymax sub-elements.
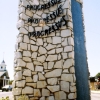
<box><xmin>0</xmin><ymin>0</ymin><xmax>100</xmax><ymax>80</ymax></box>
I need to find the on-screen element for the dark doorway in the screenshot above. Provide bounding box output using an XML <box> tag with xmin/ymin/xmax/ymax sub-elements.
<box><xmin>0</xmin><ymin>79</ymin><xmax>3</xmax><ymax>89</ymax></box>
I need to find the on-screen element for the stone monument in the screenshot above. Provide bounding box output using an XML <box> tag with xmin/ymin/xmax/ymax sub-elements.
<box><xmin>12</xmin><ymin>0</ymin><xmax>90</xmax><ymax>100</ymax></box>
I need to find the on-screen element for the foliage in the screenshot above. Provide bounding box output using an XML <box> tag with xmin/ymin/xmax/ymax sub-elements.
<box><xmin>95</xmin><ymin>72</ymin><xmax>100</xmax><ymax>78</ymax></box>
<box><xmin>9</xmin><ymin>80</ymin><xmax>13</xmax><ymax>85</ymax></box>
<box><xmin>0</xmin><ymin>96</ymin><xmax>9</xmax><ymax>100</ymax></box>
<box><xmin>18</xmin><ymin>95</ymin><xmax>28</xmax><ymax>100</ymax></box>
<box><xmin>0</xmin><ymin>95</ymin><xmax>28</xmax><ymax>100</ymax></box>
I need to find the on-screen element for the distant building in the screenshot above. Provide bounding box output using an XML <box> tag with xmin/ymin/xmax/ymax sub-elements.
<box><xmin>0</xmin><ymin>60</ymin><xmax>9</xmax><ymax>89</ymax></box>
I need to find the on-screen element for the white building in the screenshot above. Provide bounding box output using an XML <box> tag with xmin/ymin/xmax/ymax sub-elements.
<box><xmin>0</xmin><ymin>60</ymin><xmax>9</xmax><ymax>89</ymax></box>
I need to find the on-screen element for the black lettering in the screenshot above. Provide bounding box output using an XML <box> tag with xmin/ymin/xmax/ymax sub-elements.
<box><xmin>41</xmin><ymin>5</ymin><xmax>44</xmax><ymax>10</ymax></box>
<box><xmin>52</xmin><ymin>12</ymin><xmax>56</xmax><ymax>19</ymax></box>
<box><xmin>58</xmin><ymin>5</ymin><xmax>63</xmax><ymax>15</ymax></box>
<box><xmin>31</xmin><ymin>32</ymin><xmax>36</xmax><ymax>37</ymax></box>
<box><xmin>54</xmin><ymin>0</ymin><xmax>57</xmax><ymax>5</ymax></box>
<box><xmin>50</xmin><ymin>13</ymin><xmax>56</xmax><ymax>20</ymax></box>
<box><xmin>62</xmin><ymin>16</ymin><xmax>67</xmax><ymax>26</ymax></box>
<box><xmin>28</xmin><ymin>18</ymin><xmax>32</xmax><ymax>23</ymax></box>
<box><xmin>27</xmin><ymin>5</ymin><xmax>30</xmax><ymax>10</ymax></box>
<box><xmin>44</xmin><ymin>4</ymin><xmax>47</xmax><ymax>9</ymax></box>
<box><xmin>35</xmin><ymin>19</ymin><xmax>39</xmax><ymax>24</ymax></box>
<box><xmin>32</xmin><ymin>19</ymin><xmax>35</xmax><ymax>23</ymax></box>
<box><xmin>38</xmin><ymin>5</ymin><xmax>41</xmax><ymax>10</ymax></box>
<box><xmin>37</xmin><ymin>31</ymin><xmax>41</xmax><ymax>37</ymax></box>
<box><xmin>28</xmin><ymin>32</ymin><xmax>31</xmax><ymax>37</ymax></box>
<box><xmin>57</xmin><ymin>0</ymin><xmax>61</xmax><ymax>3</ymax></box>
<box><xmin>26</xmin><ymin>0</ymin><xmax>62</xmax><ymax>11</ymax></box>
<box><xmin>49</xmin><ymin>27</ymin><xmax>52</xmax><ymax>33</ymax></box>
<box><xmin>43</xmin><ymin>18</ymin><xmax>47</xmax><ymax>23</ymax></box>
<box><xmin>45</xmin><ymin>29</ymin><xmax>49</xmax><ymax>35</ymax></box>
<box><xmin>46</xmin><ymin>16</ymin><xmax>50</xmax><ymax>22</ymax></box>
<box><xmin>54</xmin><ymin>24</ymin><xmax>58</xmax><ymax>30</ymax></box>
<box><xmin>36</xmin><ymin>5</ymin><xmax>39</xmax><ymax>10</ymax></box>
<box><xmin>41</xmin><ymin>31</ymin><xmax>45</xmax><ymax>36</ymax></box>
<box><xmin>30</xmin><ymin>5</ymin><xmax>33</xmax><ymax>10</ymax></box>
<box><xmin>33</xmin><ymin>5</ymin><xmax>37</xmax><ymax>10</ymax></box>
<box><xmin>52</xmin><ymin>25</ymin><xmax>56</xmax><ymax>32</ymax></box>
<box><xmin>55</xmin><ymin>21</ymin><xmax>62</xmax><ymax>29</ymax></box>
<box><xmin>50</xmin><ymin>14</ymin><xmax>53</xmax><ymax>19</ymax></box>
<box><xmin>51</xmin><ymin>0</ymin><xmax>55</xmax><ymax>6</ymax></box>
<box><xmin>47</xmin><ymin>2</ymin><xmax>51</xmax><ymax>8</ymax></box>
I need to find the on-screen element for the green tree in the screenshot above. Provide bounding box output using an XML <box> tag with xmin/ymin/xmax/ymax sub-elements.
<box><xmin>9</xmin><ymin>80</ymin><xmax>13</xmax><ymax>85</ymax></box>
<box><xmin>95</xmin><ymin>72</ymin><xmax>100</xmax><ymax>78</ymax></box>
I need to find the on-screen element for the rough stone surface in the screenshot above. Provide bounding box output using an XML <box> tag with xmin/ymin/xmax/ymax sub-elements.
<box><xmin>14</xmin><ymin>71</ymin><xmax>22</xmax><ymax>81</ymax></box>
<box><xmin>70</xmin><ymin>86</ymin><xmax>76</xmax><ymax>92</ymax></box>
<box><xmin>23</xmin><ymin>57</ymin><xmax>31</xmax><ymax>62</ymax></box>
<box><xmin>23</xmin><ymin>51</ymin><xmax>31</xmax><ymax>57</ymax></box>
<box><xmin>31</xmin><ymin>45</ymin><xmax>38</xmax><ymax>51</ymax></box>
<box><xmin>16</xmin><ymin>80</ymin><xmax>25</xmax><ymax>87</ymax></box>
<box><xmin>32</xmin><ymin>52</ymin><xmax>37</xmax><ymax>58</ymax></box>
<box><xmin>54</xmin><ymin>60</ymin><xmax>62</xmax><ymax>68</ymax></box>
<box><xmin>37</xmin><ymin>56</ymin><xmax>46</xmax><ymax>63</ymax></box>
<box><xmin>15</xmin><ymin>52</ymin><xmax>22</xmax><ymax>59</ymax></box>
<box><xmin>46</xmin><ymin>44</ymin><xmax>56</xmax><ymax>50</ymax></box>
<box><xmin>45</xmin><ymin>69</ymin><xmax>62</xmax><ymax>78</ymax></box>
<box><xmin>26</xmin><ymin>77</ymin><xmax>33</xmax><ymax>82</ymax></box>
<box><xmin>42</xmin><ymin>89</ymin><xmax>50</xmax><ymax>96</ymax></box>
<box><xmin>53</xmin><ymin>37</ymin><xmax>61</xmax><ymax>44</ymax></box>
<box><xmin>46</xmin><ymin>96</ymin><xmax>54</xmax><ymax>100</ymax></box>
<box><xmin>68</xmin><ymin>93</ymin><xmax>76</xmax><ymax>99</ymax></box>
<box><xmin>17</xmin><ymin>20</ymin><xmax>24</xmax><ymax>28</ymax></box>
<box><xmin>34</xmin><ymin>89</ymin><xmax>41</xmax><ymax>96</ymax></box>
<box><xmin>56</xmin><ymin>48</ymin><xmax>63</xmax><ymax>53</ymax></box>
<box><xmin>46</xmin><ymin>55</ymin><xmax>57</xmax><ymax>61</ymax></box>
<box><xmin>12</xmin><ymin>88</ymin><xmax>22</xmax><ymax>95</ymax></box>
<box><xmin>61</xmin><ymin>81</ymin><xmax>69</xmax><ymax>92</ymax></box>
<box><xmin>29</xmin><ymin>26</ymin><xmax>34</xmax><ymax>32</ymax></box>
<box><xmin>61</xmin><ymin>74</ymin><xmax>73</xmax><ymax>82</ymax></box>
<box><xmin>62</xmin><ymin>53</ymin><xmax>68</xmax><ymax>59</ymax></box>
<box><xmin>23</xmin><ymin>69</ymin><xmax>31</xmax><ymax>76</ymax></box>
<box><xmin>63</xmin><ymin>59</ymin><xmax>73</xmax><ymax>69</ymax></box>
<box><xmin>26</xmin><ymin>83</ymin><xmax>36</xmax><ymax>88</ymax></box>
<box><xmin>23</xmin><ymin>35</ymin><xmax>29</xmax><ymax>43</ymax></box>
<box><xmin>69</xmin><ymin>51</ymin><xmax>74</xmax><ymax>58</ymax></box>
<box><xmin>22</xmin><ymin>87</ymin><xmax>33</xmax><ymax>94</ymax></box>
<box><xmin>48</xmin><ymin>62</ymin><xmax>54</xmax><ymax>69</ymax></box>
<box><xmin>40</xmin><ymin>97</ymin><xmax>45</xmax><ymax>100</ymax></box>
<box><xmin>48</xmin><ymin>49</ymin><xmax>55</xmax><ymax>54</ymax></box>
<box><xmin>62</xmin><ymin>38</ymin><xmax>68</xmax><ymax>46</ymax></box>
<box><xmin>68</xmin><ymin>37</ymin><xmax>74</xmax><ymax>46</ymax></box>
<box><xmin>47</xmin><ymin>78</ymin><xmax>57</xmax><ymax>85</ymax></box>
<box><xmin>17</xmin><ymin>59</ymin><xmax>26</xmax><ymax>67</ymax></box>
<box><xmin>70</xmin><ymin>67</ymin><xmax>75</xmax><ymax>73</ymax></box>
<box><xmin>19</xmin><ymin>28</ymin><xmax>28</xmax><ymax>34</ymax></box>
<box><xmin>35</xmin><ymin>66</ymin><xmax>43</xmax><ymax>72</ymax></box>
<box><xmin>12</xmin><ymin>81</ymin><xmax>15</xmax><ymax>88</ymax></box>
<box><xmin>19</xmin><ymin>43</ymin><xmax>27</xmax><ymax>50</ymax></box>
<box><xmin>26</xmin><ymin>63</ymin><xmax>34</xmax><ymax>71</ymax></box>
<box><xmin>61</xmin><ymin>29</ymin><xmax>71</xmax><ymax>37</ymax></box>
<box><xmin>64</xmin><ymin>46</ymin><xmax>72</xmax><ymax>52</ymax></box>
<box><xmin>37</xmin><ymin>81</ymin><xmax>47</xmax><ymax>88</ymax></box>
<box><xmin>39</xmin><ymin>46</ymin><xmax>47</xmax><ymax>54</ymax></box>
<box><xmin>37</xmin><ymin>38</ymin><xmax>43</xmax><ymax>45</ymax></box>
<box><xmin>54</xmin><ymin>91</ymin><xmax>66</xmax><ymax>100</ymax></box>
<box><xmin>47</xmin><ymin>86</ymin><xmax>59</xmax><ymax>92</ymax></box>
<box><xmin>14</xmin><ymin>0</ymin><xmax>76</xmax><ymax>99</ymax></box>
<box><xmin>33</xmin><ymin>75</ymin><xmax>38</xmax><ymax>82</ymax></box>
<box><xmin>38</xmin><ymin>73</ymin><xmax>45</xmax><ymax>80</ymax></box>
